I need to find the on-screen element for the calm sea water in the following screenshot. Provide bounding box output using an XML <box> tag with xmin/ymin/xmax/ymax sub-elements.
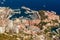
<box><xmin>0</xmin><ymin>0</ymin><xmax>60</xmax><ymax>15</ymax></box>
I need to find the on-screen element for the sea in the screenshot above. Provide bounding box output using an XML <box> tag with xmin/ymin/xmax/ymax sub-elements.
<box><xmin>0</xmin><ymin>0</ymin><xmax>60</xmax><ymax>15</ymax></box>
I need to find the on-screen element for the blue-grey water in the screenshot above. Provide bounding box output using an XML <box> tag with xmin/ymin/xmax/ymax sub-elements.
<box><xmin>0</xmin><ymin>0</ymin><xmax>60</xmax><ymax>15</ymax></box>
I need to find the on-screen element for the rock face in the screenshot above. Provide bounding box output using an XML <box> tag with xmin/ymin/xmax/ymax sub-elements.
<box><xmin>0</xmin><ymin>27</ymin><xmax>5</xmax><ymax>33</ymax></box>
<box><xmin>0</xmin><ymin>7</ymin><xmax>60</xmax><ymax>40</ymax></box>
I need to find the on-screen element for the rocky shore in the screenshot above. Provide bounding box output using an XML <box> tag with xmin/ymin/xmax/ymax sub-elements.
<box><xmin>0</xmin><ymin>6</ymin><xmax>60</xmax><ymax>40</ymax></box>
